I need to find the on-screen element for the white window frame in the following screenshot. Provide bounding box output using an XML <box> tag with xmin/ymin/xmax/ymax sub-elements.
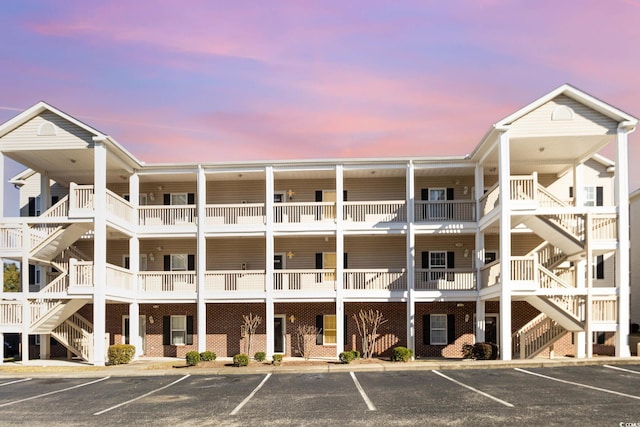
<box><xmin>170</xmin><ymin>315</ymin><xmax>187</xmax><ymax>346</ymax></box>
<box><xmin>171</xmin><ymin>254</ymin><xmax>188</xmax><ymax>271</ymax></box>
<box><xmin>583</xmin><ymin>186</ymin><xmax>596</xmax><ymax>207</ymax></box>
<box><xmin>323</xmin><ymin>314</ymin><xmax>337</xmax><ymax>345</ymax></box>
<box><xmin>430</xmin><ymin>314</ymin><xmax>447</xmax><ymax>345</ymax></box>
<box><xmin>123</xmin><ymin>193</ymin><xmax>148</xmax><ymax>205</ymax></box>
<box><xmin>429</xmin><ymin>251</ymin><xmax>447</xmax><ymax>269</ymax></box>
<box><xmin>171</xmin><ymin>193</ymin><xmax>188</xmax><ymax>205</ymax></box>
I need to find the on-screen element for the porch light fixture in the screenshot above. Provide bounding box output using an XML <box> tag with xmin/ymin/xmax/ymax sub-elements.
<box><xmin>455</xmin><ymin>242</ymin><xmax>463</xmax><ymax>248</ymax></box>
<box><xmin>149</xmin><ymin>193</ymin><xmax>155</xmax><ymax>201</ymax></box>
<box><xmin>158</xmin><ymin>185</ymin><xmax>164</xmax><ymax>190</ymax></box>
<box><xmin>464</xmin><ymin>249</ymin><xmax>469</xmax><ymax>258</ymax></box>
<box><xmin>287</xmin><ymin>189</ymin><xmax>295</xmax><ymax>200</ymax></box>
<box><xmin>149</xmin><ymin>316</ymin><xmax>154</xmax><ymax>324</ymax></box>
<box><xmin>287</xmin><ymin>251</ymin><xmax>295</xmax><ymax>259</ymax></box>
<box><xmin>149</xmin><ymin>253</ymin><xmax>155</xmax><ymax>262</ymax></box>
<box><xmin>289</xmin><ymin>315</ymin><xmax>296</xmax><ymax>323</ymax></box>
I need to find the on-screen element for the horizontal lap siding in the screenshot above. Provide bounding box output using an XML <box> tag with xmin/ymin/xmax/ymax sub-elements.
<box><xmin>510</xmin><ymin>95</ymin><xmax>617</xmax><ymax>137</ymax></box>
<box><xmin>274</xmin><ymin>178</ymin><xmax>335</xmax><ymax>202</ymax></box>
<box><xmin>19</xmin><ymin>174</ymin><xmax>68</xmax><ymax>216</ymax></box>
<box><xmin>207</xmin><ymin>237</ymin><xmax>265</xmax><ymax>270</ymax></box>
<box><xmin>207</xmin><ymin>179</ymin><xmax>265</xmax><ymax>204</ymax></box>
<box><xmin>274</xmin><ymin>237</ymin><xmax>336</xmax><ymax>269</ymax></box>
<box><xmin>344</xmin><ymin>177</ymin><xmax>405</xmax><ymax>201</ymax></box>
<box><xmin>2</xmin><ymin>112</ymin><xmax>94</xmax><ymax>150</ymax></box>
<box><xmin>344</xmin><ymin>236</ymin><xmax>406</xmax><ymax>268</ymax></box>
<box><xmin>414</xmin><ymin>176</ymin><xmax>475</xmax><ymax>201</ymax></box>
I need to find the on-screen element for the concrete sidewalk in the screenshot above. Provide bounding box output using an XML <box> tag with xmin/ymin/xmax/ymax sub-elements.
<box><xmin>0</xmin><ymin>355</ymin><xmax>639</xmax><ymax>378</ymax></box>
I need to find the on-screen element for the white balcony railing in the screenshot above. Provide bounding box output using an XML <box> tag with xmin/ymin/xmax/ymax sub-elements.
<box><xmin>0</xmin><ymin>226</ymin><xmax>22</xmax><ymax>251</ymax></box>
<box><xmin>344</xmin><ymin>269</ymin><xmax>407</xmax><ymax>290</ymax></box>
<box><xmin>0</xmin><ymin>302</ymin><xmax>22</xmax><ymax>325</ymax></box>
<box><xmin>273</xmin><ymin>269</ymin><xmax>336</xmax><ymax>291</ymax></box>
<box><xmin>592</xmin><ymin>298</ymin><xmax>617</xmax><ymax>322</ymax></box>
<box><xmin>510</xmin><ymin>175</ymin><xmax>537</xmax><ymax>202</ymax></box>
<box><xmin>414</xmin><ymin>201</ymin><xmax>475</xmax><ymax>222</ymax></box>
<box><xmin>71</xmin><ymin>184</ymin><xmax>94</xmax><ymax>210</ymax></box>
<box><xmin>415</xmin><ymin>269</ymin><xmax>476</xmax><ymax>290</ymax></box>
<box><xmin>138</xmin><ymin>206</ymin><xmax>196</xmax><ymax>226</ymax></box>
<box><xmin>592</xmin><ymin>214</ymin><xmax>617</xmax><ymax>240</ymax></box>
<box><xmin>275</xmin><ymin>202</ymin><xmax>336</xmax><ymax>223</ymax></box>
<box><xmin>72</xmin><ymin>261</ymin><xmax>94</xmax><ymax>288</ymax></box>
<box><xmin>106</xmin><ymin>189</ymin><xmax>133</xmax><ymax>223</ymax></box>
<box><xmin>480</xmin><ymin>183</ymin><xmax>500</xmax><ymax>217</ymax></box>
<box><xmin>138</xmin><ymin>272</ymin><xmax>196</xmax><ymax>292</ymax></box>
<box><xmin>106</xmin><ymin>264</ymin><xmax>134</xmax><ymax>292</ymax></box>
<box><xmin>204</xmin><ymin>270</ymin><xmax>265</xmax><ymax>291</ymax></box>
<box><xmin>343</xmin><ymin>201</ymin><xmax>406</xmax><ymax>223</ymax></box>
<box><xmin>480</xmin><ymin>260</ymin><xmax>501</xmax><ymax>288</ymax></box>
<box><xmin>205</xmin><ymin>204</ymin><xmax>265</xmax><ymax>225</ymax></box>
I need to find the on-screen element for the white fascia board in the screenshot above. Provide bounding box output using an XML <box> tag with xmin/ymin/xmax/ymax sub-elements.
<box><xmin>8</xmin><ymin>168</ymin><xmax>36</xmax><ymax>185</ymax></box>
<box><xmin>630</xmin><ymin>188</ymin><xmax>640</xmax><ymax>200</ymax></box>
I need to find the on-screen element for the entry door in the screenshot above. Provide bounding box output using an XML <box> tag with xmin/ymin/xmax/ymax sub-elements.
<box><xmin>484</xmin><ymin>315</ymin><xmax>498</xmax><ymax>344</ymax></box>
<box><xmin>323</xmin><ymin>252</ymin><xmax>337</xmax><ymax>282</ymax></box>
<box><xmin>123</xmin><ymin>315</ymin><xmax>146</xmax><ymax>354</ymax></box>
<box><xmin>274</xmin><ymin>254</ymin><xmax>284</xmax><ymax>290</ymax></box>
<box><xmin>274</xmin><ymin>315</ymin><xmax>285</xmax><ymax>353</ymax></box>
<box><xmin>274</xmin><ymin>192</ymin><xmax>285</xmax><ymax>222</ymax></box>
<box><xmin>323</xmin><ymin>190</ymin><xmax>336</xmax><ymax>219</ymax></box>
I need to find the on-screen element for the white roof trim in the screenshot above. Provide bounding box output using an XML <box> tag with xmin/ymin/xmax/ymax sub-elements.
<box><xmin>496</xmin><ymin>83</ymin><xmax>638</xmax><ymax>127</ymax></box>
<box><xmin>631</xmin><ymin>188</ymin><xmax>640</xmax><ymax>200</ymax></box>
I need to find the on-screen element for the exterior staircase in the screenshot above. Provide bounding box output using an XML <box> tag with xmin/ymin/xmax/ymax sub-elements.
<box><xmin>512</xmin><ymin>313</ymin><xmax>566</xmax><ymax>359</ymax></box>
<box><xmin>30</xmin><ymin>223</ymin><xmax>92</xmax><ymax>262</ymax></box>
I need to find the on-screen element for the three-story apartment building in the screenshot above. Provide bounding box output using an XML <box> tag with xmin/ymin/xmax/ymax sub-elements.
<box><xmin>0</xmin><ymin>84</ymin><xmax>634</xmax><ymax>365</ymax></box>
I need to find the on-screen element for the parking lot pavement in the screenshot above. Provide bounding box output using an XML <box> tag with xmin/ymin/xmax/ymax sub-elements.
<box><xmin>0</xmin><ymin>365</ymin><xmax>639</xmax><ymax>425</ymax></box>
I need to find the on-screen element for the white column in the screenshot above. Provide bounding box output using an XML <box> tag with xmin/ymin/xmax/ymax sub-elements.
<box><xmin>265</xmin><ymin>166</ymin><xmax>275</xmax><ymax>357</ymax></box>
<box><xmin>475</xmin><ymin>162</ymin><xmax>485</xmax><ymax>292</ymax></box>
<box><xmin>39</xmin><ymin>334</ymin><xmax>50</xmax><ymax>359</ymax></box>
<box><xmin>92</xmin><ymin>140</ymin><xmax>108</xmax><ymax>366</ymax></box>
<box><xmin>0</xmin><ymin>151</ymin><xmax>4</xmax><ymax>217</ymax></box>
<box><xmin>574</xmin><ymin>332</ymin><xmax>586</xmax><ymax>358</ymax></box>
<box><xmin>497</xmin><ymin>130</ymin><xmax>512</xmax><ymax>360</ymax></box>
<box><xmin>129</xmin><ymin>236</ymin><xmax>141</xmax><ymax>357</ymax></box>
<box><xmin>335</xmin><ymin>165</ymin><xmax>344</xmax><ymax>357</ymax></box>
<box><xmin>129</xmin><ymin>172</ymin><xmax>139</xmax><ymax>211</ymax></box>
<box><xmin>196</xmin><ymin>166</ymin><xmax>207</xmax><ymax>352</ymax></box>
<box><xmin>21</xmin><ymin>223</ymin><xmax>29</xmax><ymax>362</ymax></box>
<box><xmin>615</xmin><ymin>125</ymin><xmax>632</xmax><ymax>357</ymax></box>
<box><xmin>475</xmin><ymin>298</ymin><xmax>485</xmax><ymax>343</ymax></box>
<box><xmin>585</xmin><ymin>213</ymin><xmax>593</xmax><ymax>358</ymax></box>
<box><xmin>129</xmin><ymin>302</ymin><xmax>139</xmax><ymax>359</ymax></box>
<box><xmin>406</xmin><ymin>162</ymin><xmax>416</xmax><ymax>356</ymax></box>
<box><xmin>40</xmin><ymin>173</ymin><xmax>50</xmax><ymax>211</ymax></box>
<box><xmin>573</xmin><ymin>162</ymin><xmax>584</xmax><ymax>207</ymax></box>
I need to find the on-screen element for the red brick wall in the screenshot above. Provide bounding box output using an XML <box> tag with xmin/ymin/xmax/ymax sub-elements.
<box><xmin>345</xmin><ymin>302</ymin><xmax>406</xmax><ymax>357</ymax></box>
<box><xmin>415</xmin><ymin>302</ymin><xmax>475</xmax><ymax>358</ymax></box>
<box><xmin>206</xmin><ymin>303</ymin><xmax>267</xmax><ymax>357</ymax></box>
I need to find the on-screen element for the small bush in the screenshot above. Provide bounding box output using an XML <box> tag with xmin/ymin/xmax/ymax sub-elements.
<box><xmin>200</xmin><ymin>351</ymin><xmax>216</xmax><ymax>362</ymax></box>
<box><xmin>233</xmin><ymin>353</ymin><xmax>249</xmax><ymax>367</ymax></box>
<box><xmin>461</xmin><ymin>342</ymin><xmax>499</xmax><ymax>360</ymax></box>
<box><xmin>186</xmin><ymin>351</ymin><xmax>201</xmax><ymax>366</ymax></box>
<box><xmin>254</xmin><ymin>351</ymin><xmax>266</xmax><ymax>362</ymax></box>
<box><xmin>108</xmin><ymin>344</ymin><xmax>135</xmax><ymax>365</ymax></box>
<box><xmin>339</xmin><ymin>351</ymin><xmax>356</xmax><ymax>364</ymax></box>
<box><xmin>391</xmin><ymin>346</ymin><xmax>413</xmax><ymax>362</ymax></box>
<box><xmin>272</xmin><ymin>354</ymin><xmax>284</xmax><ymax>365</ymax></box>
<box><xmin>461</xmin><ymin>343</ymin><xmax>475</xmax><ymax>359</ymax></box>
<box><xmin>352</xmin><ymin>350</ymin><xmax>361</xmax><ymax>359</ymax></box>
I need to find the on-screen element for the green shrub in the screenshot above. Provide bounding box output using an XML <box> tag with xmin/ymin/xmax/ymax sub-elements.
<box><xmin>186</xmin><ymin>351</ymin><xmax>201</xmax><ymax>366</ymax></box>
<box><xmin>461</xmin><ymin>342</ymin><xmax>499</xmax><ymax>360</ymax></box>
<box><xmin>352</xmin><ymin>350</ymin><xmax>361</xmax><ymax>359</ymax></box>
<box><xmin>254</xmin><ymin>351</ymin><xmax>266</xmax><ymax>362</ymax></box>
<box><xmin>107</xmin><ymin>344</ymin><xmax>135</xmax><ymax>365</ymax></box>
<box><xmin>391</xmin><ymin>346</ymin><xmax>413</xmax><ymax>362</ymax></box>
<box><xmin>272</xmin><ymin>354</ymin><xmax>284</xmax><ymax>365</ymax></box>
<box><xmin>339</xmin><ymin>351</ymin><xmax>356</xmax><ymax>364</ymax></box>
<box><xmin>200</xmin><ymin>351</ymin><xmax>216</xmax><ymax>362</ymax></box>
<box><xmin>233</xmin><ymin>353</ymin><xmax>249</xmax><ymax>367</ymax></box>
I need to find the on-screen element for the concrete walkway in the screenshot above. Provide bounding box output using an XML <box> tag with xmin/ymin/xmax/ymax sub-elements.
<box><xmin>1</xmin><ymin>355</ymin><xmax>639</xmax><ymax>378</ymax></box>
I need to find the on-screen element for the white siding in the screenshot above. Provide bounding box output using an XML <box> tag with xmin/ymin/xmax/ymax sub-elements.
<box><xmin>2</xmin><ymin>112</ymin><xmax>94</xmax><ymax>150</ymax></box>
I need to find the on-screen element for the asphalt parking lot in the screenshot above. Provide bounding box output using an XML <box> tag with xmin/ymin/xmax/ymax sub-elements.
<box><xmin>1</xmin><ymin>365</ymin><xmax>639</xmax><ymax>426</ymax></box>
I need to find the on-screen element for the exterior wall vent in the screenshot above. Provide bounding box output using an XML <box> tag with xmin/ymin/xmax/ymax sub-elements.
<box><xmin>37</xmin><ymin>121</ymin><xmax>57</xmax><ymax>136</ymax></box>
<box><xmin>551</xmin><ymin>105</ymin><xmax>574</xmax><ymax>121</ymax></box>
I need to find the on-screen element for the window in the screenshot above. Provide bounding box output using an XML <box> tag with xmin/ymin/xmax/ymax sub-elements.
<box><xmin>430</xmin><ymin>251</ymin><xmax>447</xmax><ymax>269</ymax></box>
<box><xmin>163</xmin><ymin>193</ymin><xmax>194</xmax><ymax>205</ymax></box>
<box><xmin>171</xmin><ymin>254</ymin><xmax>188</xmax><ymax>271</ymax></box>
<box><xmin>584</xmin><ymin>186</ymin><xmax>595</xmax><ymax>207</ymax></box>
<box><xmin>163</xmin><ymin>315</ymin><xmax>193</xmax><ymax>345</ymax></box>
<box><xmin>593</xmin><ymin>255</ymin><xmax>605</xmax><ymax>280</ymax></box>
<box><xmin>123</xmin><ymin>194</ymin><xmax>148</xmax><ymax>205</ymax></box>
<box><xmin>430</xmin><ymin>314</ymin><xmax>447</xmax><ymax>345</ymax></box>
<box><xmin>28</xmin><ymin>197</ymin><xmax>41</xmax><ymax>216</ymax></box>
<box><xmin>123</xmin><ymin>254</ymin><xmax>148</xmax><ymax>271</ymax></box>
<box><xmin>323</xmin><ymin>315</ymin><xmax>337</xmax><ymax>345</ymax></box>
<box><xmin>171</xmin><ymin>193</ymin><xmax>188</xmax><ymax>205</ymax></box>
<box><xmin>484</xmin><ymin>251</ymin><xmax>498</xmax><ymax>264</ymax></box>
<box><xmin>170</xmin><ymin>315</ymin><xmax>186</xmax><ymax>345</ymax></box>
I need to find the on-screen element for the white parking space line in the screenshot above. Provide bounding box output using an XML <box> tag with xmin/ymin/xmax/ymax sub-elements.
<box><xmin>0</xmin><ymin>376</ymin><xmax>109</xmax><ymax>408</ymax></box>
<box><xmin>350</xmin><ymin>372</ymin><xmax>376</xmax><ymax>411</ymax></box>
<box><xmin>515</xmin><ymin>368</ymin><xmax>640</xmax><ymax>400</ymax></box>
<box><xmin>229</xmin><ymin>373</ymin><xmax>272</xmax><ymax>416</ymax></box>
<box><xmin>432</xmin><ymin>370</ymin><xmax>514</xmax><ymax>408</ymax></box>
<box><xmin>94</xmin><ymin>374</ymin><xmax>190</xmax><ymax>415</ymax></box>
<box><xmin>0</xmin><ymin>378</ymin><xmax>32</xmax><ymax>387</ymax></box>
<box><xmin>603</xmin><ymin>365</ymin><xmax>640</xmax><ymax>375</ymax></box>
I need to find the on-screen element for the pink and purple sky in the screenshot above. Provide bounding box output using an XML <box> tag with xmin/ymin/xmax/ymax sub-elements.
<box><xmin>1</xmin><ymin>0</ymin><xmax>639</xmax><ymax>191</ymax></box>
